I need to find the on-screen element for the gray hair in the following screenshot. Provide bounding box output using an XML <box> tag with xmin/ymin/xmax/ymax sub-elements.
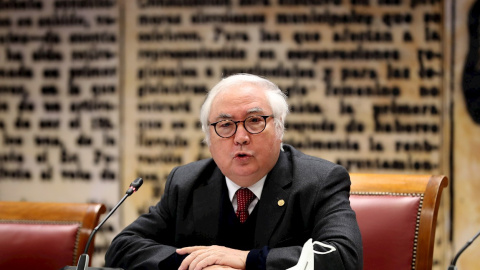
<box><xmin>200</xmin><ymin>73</ymin><xmax>289</xmax><ymax>146</ymax></box>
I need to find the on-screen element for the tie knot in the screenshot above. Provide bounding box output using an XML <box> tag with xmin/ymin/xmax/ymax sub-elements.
<box><xmin>236</xmin><ymin>188</ymin><xmax>255</xmax><ymax>223</ymax></box>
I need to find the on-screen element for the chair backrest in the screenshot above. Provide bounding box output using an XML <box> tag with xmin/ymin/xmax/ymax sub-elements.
<box><xmin>0</xmin><ymin>201</ymin><xmax>106</xmax><ymax>270</ymax></box>
<box><xmin>349</xmin><ymin>174</ymin><xmax>448</xmax><ymax>270</ymax></box>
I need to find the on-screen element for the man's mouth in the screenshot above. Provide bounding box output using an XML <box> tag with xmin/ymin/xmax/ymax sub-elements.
<box><xmin>235</xmin><ymin>152</ymin><xmax>251</xmax><ymax>158</ymax></box>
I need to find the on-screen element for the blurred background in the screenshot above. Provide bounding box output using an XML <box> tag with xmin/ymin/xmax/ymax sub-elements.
<box><xmin>0</xmin><ymin>0</ymin><xmax>478</xmax><ymax>268</ymax></box>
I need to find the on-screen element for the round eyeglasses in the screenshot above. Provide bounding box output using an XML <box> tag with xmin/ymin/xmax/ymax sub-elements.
<box><xmin>210</xmin><ymin>115</ymin><xmax>273</xmax><ymax>138</ymax></box>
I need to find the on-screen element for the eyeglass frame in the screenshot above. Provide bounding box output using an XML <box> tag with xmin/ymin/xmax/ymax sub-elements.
<box><xmin>209</xmin><ymin>115</ymin><xmax>273</xmax><ymax>138</ymax></box>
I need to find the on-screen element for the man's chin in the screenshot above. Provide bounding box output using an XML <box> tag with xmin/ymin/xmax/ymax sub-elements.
<box><xmin>228</xmin><ymin>170</ymin><xmax>262</xmax><ymax>185</ymax></box>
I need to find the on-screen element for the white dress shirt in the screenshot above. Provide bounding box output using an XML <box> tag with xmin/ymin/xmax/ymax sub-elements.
<box><xmin>225</xmin><ymin>175</ymin><xmax>266</xmax><ymax>214</ymax></box>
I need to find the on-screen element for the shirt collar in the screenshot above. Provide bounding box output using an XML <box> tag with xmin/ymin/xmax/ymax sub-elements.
<box><xmin>225</xmin><ymin>175</ymin><xmax>266</xmax><ymax>202</ymax></box>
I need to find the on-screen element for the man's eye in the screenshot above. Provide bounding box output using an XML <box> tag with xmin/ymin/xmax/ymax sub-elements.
<box><xmin>219</xmin><ymin>122</ymin><xmax>232</xmax><ymax>128</ymax></box>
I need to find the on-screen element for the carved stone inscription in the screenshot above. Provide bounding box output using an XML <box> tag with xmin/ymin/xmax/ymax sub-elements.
<box><xmin>124</xmin><ymin>0</ymin><xmax>444</xmax><ymax>217</ymax></box>
<box><xmin>0</xmin><ymin>0</ymin><xmax>120</xmax><ymax>265</ymax></box>
<box><xmin>0</xmin><ymin>0</ymin><xmax>446</xmax><ymax>267</ymax></box>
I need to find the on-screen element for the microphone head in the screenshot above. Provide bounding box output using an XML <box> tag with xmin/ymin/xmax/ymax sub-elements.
<box><xmin>126</xmin><ymin>177</ymin><xmax>143</xmax><ymax>195</ymax></box>
<box><xmin>131</xmin><ymin>177</ymin><xmax>143</xmax><ymax>189</ymax></box>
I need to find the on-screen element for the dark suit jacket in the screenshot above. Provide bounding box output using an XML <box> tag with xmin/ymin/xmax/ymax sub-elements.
<box><xmin>105</xmin><ymin>145</ymin><xmax>363</xmax><ymax>269</ymax></box>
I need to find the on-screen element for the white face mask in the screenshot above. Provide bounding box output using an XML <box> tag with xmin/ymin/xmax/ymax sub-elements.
<box><xmin>286</xmin><ymin>238</ymin><xmax>337</xmax><ymax>270</ymax></box>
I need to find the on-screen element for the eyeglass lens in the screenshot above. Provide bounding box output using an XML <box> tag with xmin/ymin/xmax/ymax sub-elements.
<box><xmin>215</xmin><ymin>116</ymin><xmax>268</xmax><ymax>138</ymax></box>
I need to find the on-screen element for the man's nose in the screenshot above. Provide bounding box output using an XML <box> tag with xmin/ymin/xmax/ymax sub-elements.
<box><xmin>234</xmin><ymin>122</ymin><xmax>250</xmax><ymax>145</ymax></box>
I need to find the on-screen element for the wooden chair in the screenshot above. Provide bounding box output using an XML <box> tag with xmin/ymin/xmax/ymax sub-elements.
<box><xmin>0</xmin><ymin>201</ymin><xmax>106</xmax><ymax>270</ymax></box>
<box><xmin>349</xmin><ymin>174</ymin><xmax>448</xmax><ymax>270</ymax></box>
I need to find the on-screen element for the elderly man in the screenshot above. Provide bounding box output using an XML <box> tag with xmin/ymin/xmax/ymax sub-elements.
<box><xmin>105</xmin><ymin>74</ymin><xmax>363</xmax><ymax>270</ymax></box>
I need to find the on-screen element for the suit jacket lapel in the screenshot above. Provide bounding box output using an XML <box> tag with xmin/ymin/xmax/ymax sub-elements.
<box><xmin>193</xmin><ymin>167</ymin><xmax>224</xmax><ymax>244</ymax></box>
<box><xmin>254</xmin><ymin>150</ymin><xmax>292</xmax><ymax>246</ymax></box>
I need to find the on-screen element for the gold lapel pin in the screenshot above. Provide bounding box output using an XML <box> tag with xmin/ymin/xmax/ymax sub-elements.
<box><xmin>278</xmin><ymin>199</ymin><xmax>285</xmax><ymax>207</ymax></box>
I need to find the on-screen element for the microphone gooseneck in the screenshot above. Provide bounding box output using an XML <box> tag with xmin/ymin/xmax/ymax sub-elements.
<box><xmin>448</xmin><ymin>228</ymin><xmax>480</xmax><ymax>270</ymax></box>
<box><xmin>76</xmin><ymin>177</ymin><xmax>143</xmax><ymax>270</ymax></box>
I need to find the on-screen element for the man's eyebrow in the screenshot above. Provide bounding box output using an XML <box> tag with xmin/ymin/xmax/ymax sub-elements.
<box><xmin>247</xmin><ymin>107</ymin><xmax>264</xmax><ymax>114</ymax></box>
<box><xmin>214</xmin><ymin>113</ymin><xmax>232</xmax><ymax>120</ymax></box>
<box><xmin>211</xmin><ymin>108</ymin><xmax>265</xmax><ymax>122</ymax></box>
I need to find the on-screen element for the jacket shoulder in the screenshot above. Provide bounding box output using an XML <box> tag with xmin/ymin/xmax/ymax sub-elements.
<box><xmin>167</xmin><ymin>158</ymin><xmax>219</xmax><ymax>187</ymax></box>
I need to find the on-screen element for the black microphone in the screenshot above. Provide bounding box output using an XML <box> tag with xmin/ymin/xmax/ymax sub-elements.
<box><xmin>448</xmin><ymin>228</ymin><xmax>480</xmax><ymax>270</ymax></box>
<box><xmin>63</xmin><ymin>177</ymin><xmax>143</xmax><ymax>270</ymax></box>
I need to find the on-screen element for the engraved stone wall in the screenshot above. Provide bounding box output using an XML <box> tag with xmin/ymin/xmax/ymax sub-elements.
<box><xmin>0</xmin><ymin>0</ymin><xmax>459</xmax><ymax>268</ymax></box>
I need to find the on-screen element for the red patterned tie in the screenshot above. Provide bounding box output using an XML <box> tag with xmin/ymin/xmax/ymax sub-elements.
<box><xmin>236</xmin><ymin>188</ymin><xmax>256</xmax><ymax>223</ymax></box>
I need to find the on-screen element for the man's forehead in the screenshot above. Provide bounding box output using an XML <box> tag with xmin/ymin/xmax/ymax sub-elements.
<box><xmin>209</xmin><ymin>85</ymin><xmax>271</xmax><ymax>117</ymax></box>
<box><xmin>213</xmin><ymin>107</ymin><xmax>265</xmax><ymax>119</ymax></box>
